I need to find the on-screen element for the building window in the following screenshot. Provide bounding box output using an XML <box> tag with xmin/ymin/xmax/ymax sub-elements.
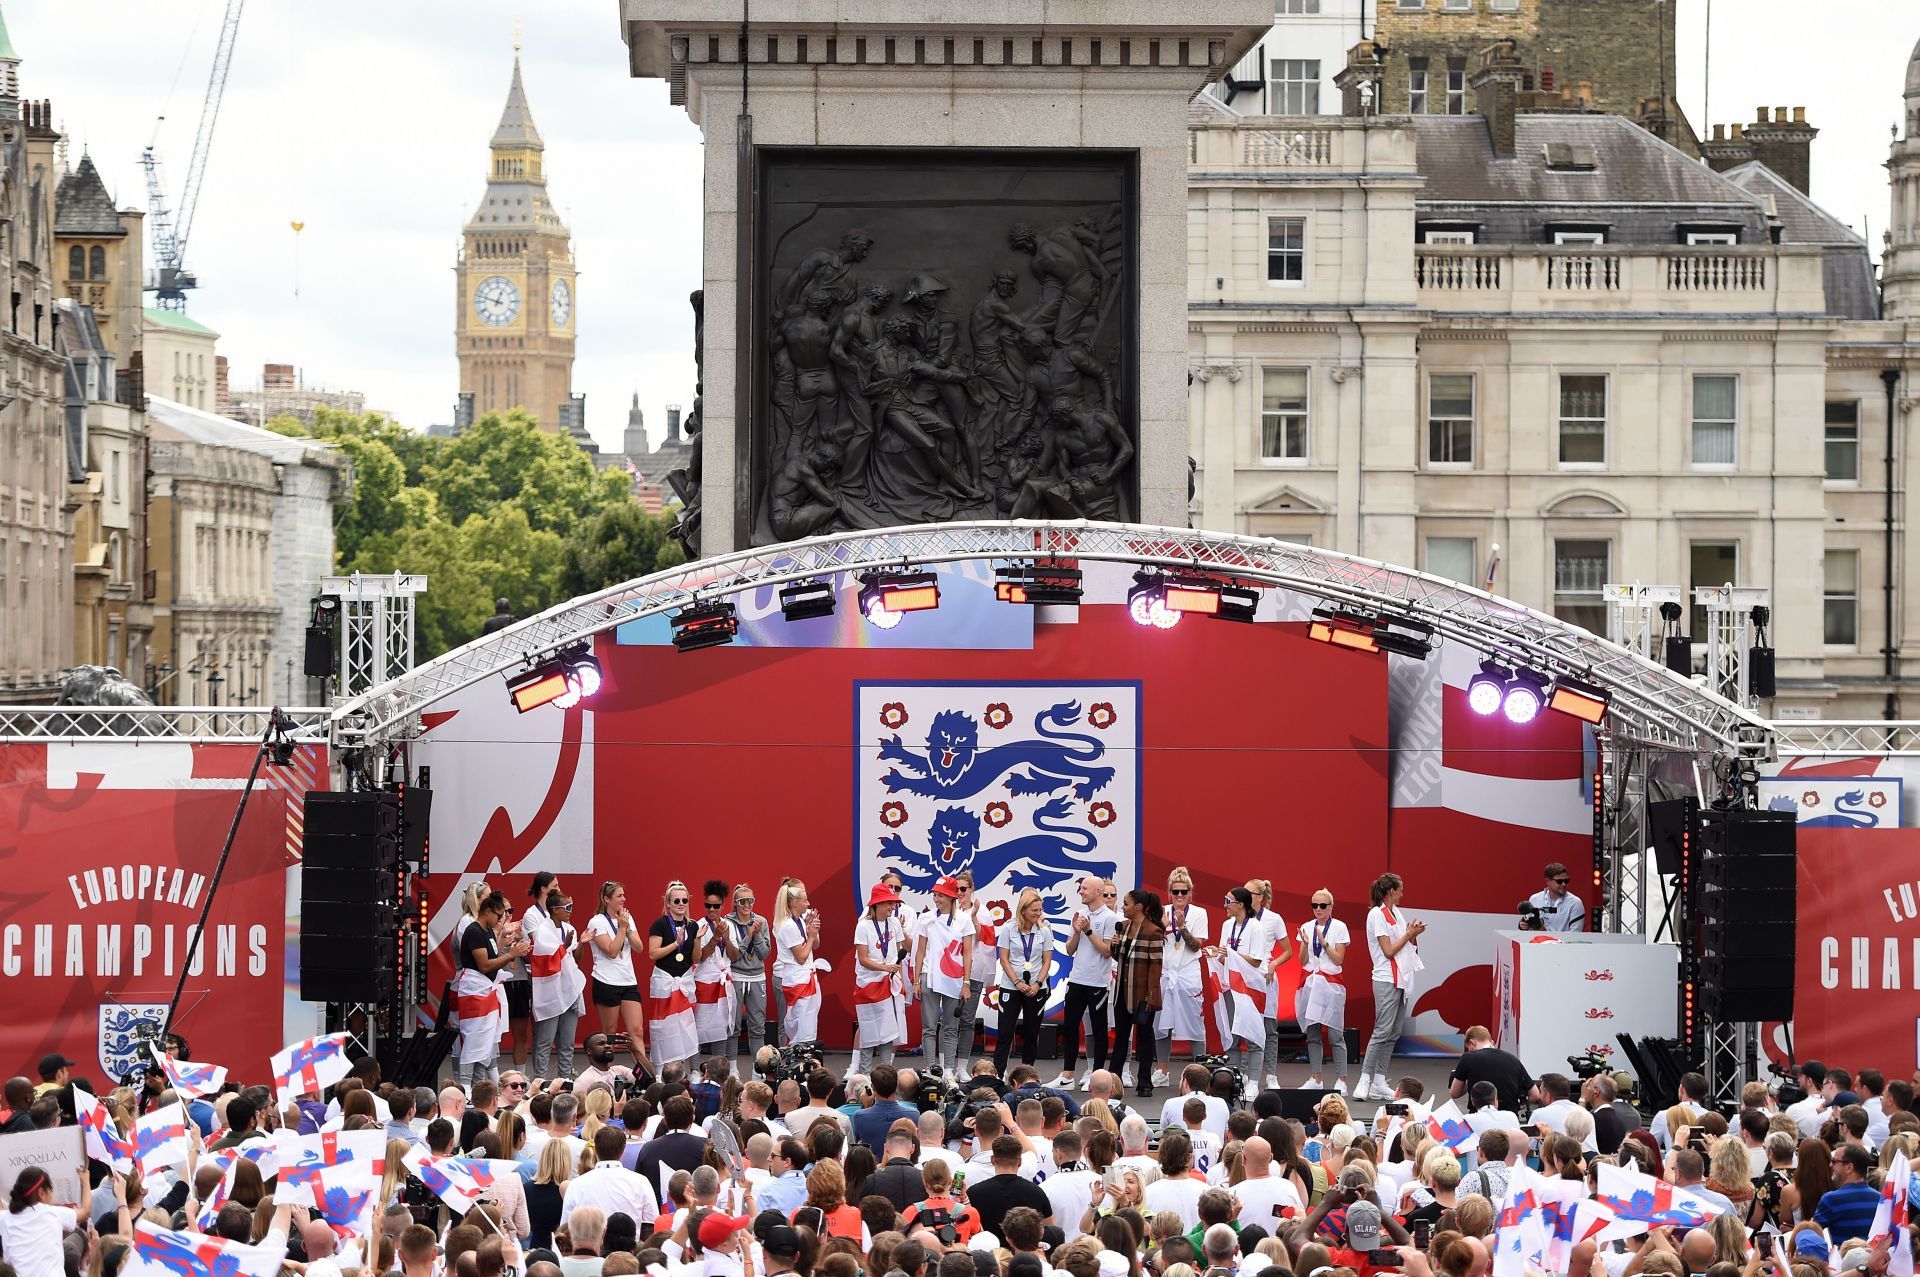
<box><xmin>68</xmin><ymin>246</ymin><xmax>84</xmax><ymax>280</ymax></box>
<box><xmin>1277</xmin><ymin>0</ymin><xmax>1321</xmax><ymax>12</ymax></box>
<box><xmin>1260</xmin><ymin>368</ymin><xmax>1310</xmax><ymax>461</ymax></box>
<box><xmin>90</xmin><ymin>246</ymin><xmax>107</xmax><ymax>279</ymax></box>
<box><xmin>1552</xmin><ymin>230</ymin><xmax>1607</xmax><ymax>245</ymax></box>
<box><xmin>1427</xmin><ymin>373</ymin><xmax>1474</xmax><ymax>464</ymax></box>
<box><xmin>1397</xmin><ymin>0</ymin><xmax>1424</xmax><ymax>8</ymax></box>
<box><xmin>1267</xmin><ymin>217</ymin><xmax>1306</xmax><ymax>284</ymax></box>
<box><xmin>1408</xmin><ymin>59</ymin><xmax>1429</xmax><ymax>113</ymax></box>
<box><xmin>1422</xmin><ymin>229</ymin><xmax>1476</xmax><ymax>244</ymax></box>
<box><xmin>1824</xmin><ymin>550</ymin><xmax>1859</xmax><ymax>646</ymax></box>
<box><xmin>1273</xmin><ymin>532</ymin><xmax>1314</xmax><ymax>545</ymax></box>
<box><xmin>1685</xmin><ymin>231</ymin><xmax>1738</xmax><ymax>246</ymax></box>
<box><xmin>1491</xmin><ymin>0</ymin><xmax>1519</xmax><ymax>9</ymax></box>
<box><xmin>1691</xmin><ymin>375</ymin><xmax>1738</xmax><ymax>466</ymax></box>
<box><xmin>1446</xmin><ymin>60</ymin><xmax>1466</xmax><ymax>113</ymax></box>
<box><xmin>110</xmin><ymin>449</ymin><xmax>122</xmax><ymax>503</ymax></box>
<box><xmin>1426</xmin><ymin>537</ymin><xmax>1477</xmax><ymax>586</ymax></box>
<box><xmin>1689</xmin><ymin>541</ymin><xmax>1739</xmax><ymax>638</ymax></box>
<box><xmin>1270</xmin><ymin>59</ymin><xmax>1321</xmax><ymax>114</ymax></box>
<box><xmin>1825</xmin><ymin>400</ymin><xmax>1860</xmax><ymax>482</ymax></box>
<box><xmin>1558</xmin><ymin>374</ymin><xmax>1607</xmax><ymax>466</ymax></box>
<box><xmin>1443</xmin><ymin>0</ymin><xmax>1472</xmax><ymax>8</ymax></box>
<box><xmin>1553</xmin><ymin>540</ymin><xmax>1610</xmax><ymax>634</ymax></box>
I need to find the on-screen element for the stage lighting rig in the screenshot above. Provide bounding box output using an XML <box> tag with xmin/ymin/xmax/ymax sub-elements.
<box><xmin>507</xmin><ymin>643</ymin><xmax>603</xmax><ymax>712</ymax></box>
<box><xmin>1502</xmin><ymin>668</ymin><xmax>1549</xmax><ymax>724</ymax></box>
<box><xmin>1307</xmin><ymin>608</ymin><xmax>1380</xmax><ymax>653</ymax></box>
<box><xmin>1545</xmin><ymin>673</ymin><xmax>1611</xmax><ymax>724</ymax></box>
<box><xmin>671</xmin><ymin>599</ymin><xmax>739</xmax><ymax>651</ymax></box>
<box><xmin>995</xmin><ymin>561</ymin><xmax>1083</xmax><ymax>606</ymax></box>
<box><xmin>1128</xmin><ymin>571</ymin><xmax>1258</xmax><ymax>628</ymax></box>
<box><xmin>1127</xmin><ymin>573</ymin><xmax>1181</xmax><ymax>628</ymax></box>
<box><xmin>1467</xmin><ymin>661</ymin><xmax>1510</xmax><ymax>716</ymax></box>
<box><xmin>779</xmin><ymin>579</ymin><xmax>836</xmax><ymax>622</ymax></box>
<box><xmin>1372</xmin><ymin>618</ymin><xmax>1435</xmax><ymax>659</ymax></box>
<box><xmin>859</xmin><ymin>571</ymin><xmax>940</xmax><ymax>630</ymax></box>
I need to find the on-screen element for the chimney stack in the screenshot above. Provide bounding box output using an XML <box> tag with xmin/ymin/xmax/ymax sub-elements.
<box><xmin>1744</xmin><ymin>104</ymin><xmax>1818</xmax><ymax>195</ymax></box>
<box><xmin>1469</xmin><ymin>39</ymin><xmax>1525</xmax><ymax>157</ymax></box>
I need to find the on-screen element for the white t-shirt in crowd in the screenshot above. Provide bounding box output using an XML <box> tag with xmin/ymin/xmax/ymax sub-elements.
<box><xmin>1297</xmin><ymin>916</ymin><xmax>1351</xmax><ymax>977</ymax></box>
<box><xmin>1043</xmin><ymin>1167</ymin><xmax>1101</xmax><ymax>1240</ymax></box>
<box><xmin>998</xmin><ymin>925</ymin><xmax>1049</xmax><ymax>991</ymax></box>
<box><xmin>1367</xmin><ymin>904</ymin><xmax>1417</xmax><ymax>989</ymax></box>
<box><xmin>1163</xmin><ymin>903</ymin><xmax>1209</xmax><ymax>973</ymax></box>
<box><xmin>1231</xmin><ymin>1173</ymin><xmax>1305</xmax><ymax>1231</ymax></box>
<box><xmin>1142</xmin><ymin>1175</ymin><xmax>1209</xmax><ymax>1231</ymax></box>
<box><xmin>1532</xmin><ymin>1099</ymin><xmax>1597</xmax><ymax>1151</ymax></box>
<box><xmin>0</xmin><ymin>1203</ymin><xmax>76</xmax><ymax>1277</ymax></box>
<box><xmin>585</xmin><ymin>912</ymin><xmax>636</xmax><ymax>985</ymax></box>
<box><xmin>1159</xmin><ymin>1094</ymin><xmax>1230</xmax><ymax>1142</ymax></box>
<box><xmin>1185</xmin><ymin>1127</ymin><xmax>1226</xmax><ymax>1180</ymax></box>
<box><xmin>1065</xmin><ymin>906</ymin><xmax>1119</xmax><ymax>986</ymax></box>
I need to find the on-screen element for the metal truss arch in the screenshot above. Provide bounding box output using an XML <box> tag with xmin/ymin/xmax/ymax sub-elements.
<box><xmin>327</xmin><ymin>520</ymin><xmax>1776</xmax><ymax>754</ymax></box>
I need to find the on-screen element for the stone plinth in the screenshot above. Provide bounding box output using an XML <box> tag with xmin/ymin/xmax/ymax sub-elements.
<box><xmin>621</xmin><ymin>0</ymin><xmax>1269</xmax><ymax>555</ymax></box>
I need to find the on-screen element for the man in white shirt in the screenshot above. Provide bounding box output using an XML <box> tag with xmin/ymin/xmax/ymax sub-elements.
<box><xmin>1229</xmin><ymin>1137</ymin><xmax>1303</xmax><ymax>1233</ymax></box>
<box><xmin>1528</xmin><ymin>1074</ymin><xmax>1596</xmax><ymax>1152</ymax></box>
<box><xmin>1054</xmin><ymin>877</ymin><xmax>1119</xmax><ymax>1090</ymax></box>
<box><xmin>1112</xmin><ymin>1113</ymin><xmax>1158</xmax><ymax>1180</ymax></box>
<box><xmin>1526</xmin><ymin>863</ymin><xmax>1585</xmax><ymax>932</ymax></box>
<box><xmin>1159</xmin><ymin>1063</ymin><xmax>1230</xmax><ymax>1141</ymax></box>
<box><xmin>1141</xmin><ymin>1129</ymin><xmax>1208</xmax><ymax>1230</ymax></box>
<box><xmin>1647</xmin><ymin>1073</ymin><xmax>1708</xmax><ymax>1151</ymax></box>
<box><xmin>1859</xmin><ymin>1069</ymin><xmax>1892</xmax><ymax>1148</ymax></box>
<box><xmin>1041</xmin><ymin>1130</ymin><xmax>1100</xmax><ymax>1241</ymax></box>
<box><xmin>561</xmin><ymin>1127</ymin><xmax>662</xmax><ymax>1227</ymax></box>
<box><xmin>915</xmin><ymin>1109</ymin><xmax>962</xmax><ymax>1171</ymax></box>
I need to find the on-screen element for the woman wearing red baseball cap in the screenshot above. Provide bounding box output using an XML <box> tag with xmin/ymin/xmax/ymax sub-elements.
<box><xmin>852</xmin><ymin>881</ymin><xmax>909</xmax><ymax>1067</ymax></box>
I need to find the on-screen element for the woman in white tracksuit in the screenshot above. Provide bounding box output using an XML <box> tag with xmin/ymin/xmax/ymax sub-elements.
<box><xmin>1294</xmin><ymin>887</ymin><xmax>1351</xmax><ymax>1093</ymax></box>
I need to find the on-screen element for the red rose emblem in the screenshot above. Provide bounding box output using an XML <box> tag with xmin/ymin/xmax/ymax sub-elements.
<box><xmin>985</xmin><ymin>802</ymin><xmax>1012</xmax><ymax>828</ymax></box>
<box><xmin>1802</xmin><ymin>791</ymin><xmax>1820</xmax><ymax>807</ymax></box>
<box><xmin>1088</xmin><ymin>702</ymin><xmax>1117</xmax><ymax>730</ymax></box>
<box><xmin>880</xmin><ymin>703</ymin><xmax>909</xmax><ymax>730</ymax></box>
<box><xmin>1087</xmin><ymin>801</ymin><xmax>1117</xmax><ymax>828</ymax></box>
<box><xmin>880</xmin><ymin>801</ymin><xmax>909</xmax><ymax>828</ymax></box>
<box><xmin>984</xmin><ymin>703</ymin><xmax>1012</xmax><ymax>730</ymax></box>
<box><xmin>1869</xmin><ymin>791</ymin><xmax>1888</xmax><ymax>808</ymax></box>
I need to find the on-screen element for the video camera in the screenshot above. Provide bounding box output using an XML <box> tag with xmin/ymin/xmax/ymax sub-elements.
<box><xmin>755</xmin><ymin>1042</ymin><xmax>824</xmax><ymax>1085</ymax></box>
<box><xmin>1566</xmin><ymin>1051</ymin><xmax>1609</xmax><ymax>1081</ymax></box>
<box><xmin>941</xmin><ymin>1082</ymin><xmax>1004</xmax><ymax>1146</ymax></box>
<box><xmin>1517</xmin><ymin>901</ymin><xmax>1546</xmax><ymax>932</ymax></box>
<box><xmin>1190</xmin><ymin>1053</ymin><xmax>1248</xmax><ymax>1105</ymax></box>
<box><xmin>917</xmin><ymin>1068</ymin><xmax>956</xmax><ymax>1115</ymax></box>
<box><xmin>1766</xmin><ymin>1061</ymin><xmax>1807</xmax><ymax>1108</ymax></box>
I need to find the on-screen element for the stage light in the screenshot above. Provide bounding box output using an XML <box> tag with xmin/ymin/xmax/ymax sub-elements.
<box><xmin>671</xmin><ymin>599</ymin><xmax>739</xmax><ymax>652</ymax></box>
<box><xmin>859</xmin><ymin>571</ymin><xmax>939</xmax><ymax>629</ymax></box>
<box><xmin>1546</xmin><ymin>673</ymin><xmax>1611</xmax><ymax>724</ymax></box>
<box><xmin>995</xmin><ymin>561</ymin><xmax>1083</xmax><ymax>606</ymax></box>
<box><xmin>1127</xmin><ymin>573</ymin><xmax>1181</xmax><ymax>629</ymax></box>
<box><xmin>1467</xmin><ymin>662</ymin><xmax>1507</xmax><ymax>716</ymax></box>
<box><xmin>1212</xmin><ymin>583</ymin><xmax>1261</xmax><ymax>623</ymax></box>
<box><xmin>1503</xmin><ymin>670</ymin><xmax>1548</xmax><ymax>725</ymax></box>
<box><xmin>552</xmin><ymin>651</ymin><xmax>601</xmax><ymax>710</ymax></box>
<box><xmin>1372</xmin><ymin>619</ymin><xmax>1435</xmax><ymax>659</ymax></box>
<box><xmin>1308</xmin><ymin>609</ymin><xmax>1380</xmax><ymax>653</ymax></box>
<box><xmin>779</xmin><ymin>579</ymin><xmax>836</xmax><ymax>622</ymax></box>
<box><xmin>508</xmin><ymin>644</ymin><xmax>603</xmax><ymax>711</ymax></box>
<box><xmin>1164</xmin><ymin>582</ymin><xmax>1222</xmax><ymax>615</ymax></box>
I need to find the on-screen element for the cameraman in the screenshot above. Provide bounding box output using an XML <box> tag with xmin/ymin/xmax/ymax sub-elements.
<box><xmin>1526</xmin><ymin>863</ymin><xmax>1586</xmax><ymax>932</ymax></box>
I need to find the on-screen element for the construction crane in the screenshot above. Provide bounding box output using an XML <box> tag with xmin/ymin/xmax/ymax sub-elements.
<box><xmin>142</xmin><ymin>0</ymin><xmax>245</xmax><ymax>311</ymax></box>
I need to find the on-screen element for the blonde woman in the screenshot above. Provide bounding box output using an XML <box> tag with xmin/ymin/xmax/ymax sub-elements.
<box><xmin>913</xmin><ymin>875</ymin><xmax>974</xmax><ymax>1076</ymax></box>
<box><xmin>644</xmin><ymin>880</ymin><xmax>701</xmax><ymax>1071</ymax></box>
<box><xmin>1246</xmin><ymin>878</ymin><xmax>1292</xmax><ymax>1092</ymax></box>
<box><xmin>994</xmin><ymin>887</ymin><xmax>1053</xmax><ymax>1073</ymax></box>
<box><xmin>1155</xmin><ymin>866</ymin><xmax>1210</xmax><ymax>1088</ymax></box>
<box><xmin>853</xmin><ymin>880</ymin><xmax>908</xmax><ymax>1067</ymax></box>
<box><xmin>526</xmin><ymin>1139</ymin><xmax>574</xmax><ymax>1250</ymax></box>
<box><xmin>1295</xmin><ymin>887</ymin><xmax>1350</xmax><ymax>1092</ymax></box>
<box><xmin>585</xmin><ymin>881</ymin><xmax>652</xmax><ymax>1072</ymax></box>
<box><xmin>954</xmin><ymin>871</ymin><xmax>994</xmax><ymax>1064</ymax></box>
<box><xmin>772</xmin><ymin>878</ymin><xmax>824</xmax><ymax>1045</ymax></box>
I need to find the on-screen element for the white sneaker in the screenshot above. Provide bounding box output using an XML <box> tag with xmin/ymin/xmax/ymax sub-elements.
<box><xmin>1121</xmin><ymin>1065</ymin><xmax>1135</xmax><ymax>1088</ymax></box>
<box><xmin>1351</xmin><ymin>1075</ymin><xmax>1372</xmax><ymax>1101</ymax></box>
<box><xmin>1303</xmin><ymin>1075</ymin><xmax>1324</xmax><ymax>1090</ymax></box>
<box><xmin>1078</xmin><ymin>1074</ymin><xmax>1093</xmax><ymax>1092</ymax></box>
<box><xmin>1335</xmin><ymin>1078</ymin><xmax>1349</xmax><ymax>1095</ymax></box>
<box><xmin>1265</xmin><ymin>1073</ymin><xmax>1281</xmax><ymax>1092</ymax></box>
<box><xmin>1051</xmin><ymin>1072</ymin><xmax>1077</xmax><ymax>1089</ymax></box>
<box><xmin>1151</xmin><ymin>1068</ymin><xmax>1172</xmax><ymax>1089</ymax></box>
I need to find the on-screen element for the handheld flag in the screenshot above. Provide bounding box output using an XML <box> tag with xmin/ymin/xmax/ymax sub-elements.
<box><xmin>149</xmin><ymin>1046</ymin><xmax>228</xmax><ymax>1100</ymax></box>
<box><xmin>127</xmin><ymin>1219</ymin><xmax>285</xmax><ymax>1277</ymax></box>
<box><xmin>270</xmin><ymin>1032</ymin><xmax>353</xmax><ymax>1107</ymax></box>
<box><xmin>1492</xmin><ymin>1165</ymin><xmax>1589</xmax><ymax>1277</ymax></box>
<box><xmin>1869</xmin><ymin>1150</ymin><xmax>1913</xmax><ymax>1277</ymax></box>
<box><xmin>134</xmin><ymin>1102</ymin><xmax>193</xmax><ymax>1176</ymax></box>
<box><xmin>403</xmin><ymin>1148</ymin><xmax>517</xmax><ymax>1215</ymax></box>
<box><xmin>75</xmin><ymin>1085</ymin><xmax>134</xmax><ymax>1172</ymax></box>
<box><xmin>1594</xmin><ymin>1160</ymin><xmax>1724</xmax><ymax>1228</ymax></box>
<box><xmin>273</xmin><ymin>1129</ymin><xmax>388</xmax><ymax>1203</ymax></box>
<box><xmin>1423</xmin><ymin>1099</ymin><xmax>1476</xmax><ymax>1153</ymax></box>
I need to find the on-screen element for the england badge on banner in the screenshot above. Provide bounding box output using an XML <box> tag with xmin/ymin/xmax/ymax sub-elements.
<box><xmin>856</xmin><ymin>682</ymin><xmax>1141</xmax><ymax>1018</ymax></box>
<box><xmin>98</xmin><ymin>1003</ymin><xmax>168</xmax><ymax>1083</ymax></box>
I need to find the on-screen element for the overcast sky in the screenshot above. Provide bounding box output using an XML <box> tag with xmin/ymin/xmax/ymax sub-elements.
<box><xmin>18</xmin><ymin>2</ymin><xmax>1919</xmax><ymax>452</ymax></box>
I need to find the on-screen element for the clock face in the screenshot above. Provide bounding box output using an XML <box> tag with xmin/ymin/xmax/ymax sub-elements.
<box><xmin>551</xmin><ymin>278</ymin><xmax>572</xmax><ymax>328</ymax></box>
<box><xmin>474</xmin><ymin>275</ymin><xmax>520</xmax><ymax>327</ymax></box>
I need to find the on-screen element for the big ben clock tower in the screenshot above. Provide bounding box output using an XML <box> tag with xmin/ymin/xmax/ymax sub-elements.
<box><xmin>456</xmin><ymin>51</ymin><xmax>578</xmax><ymax>437</ymax></box>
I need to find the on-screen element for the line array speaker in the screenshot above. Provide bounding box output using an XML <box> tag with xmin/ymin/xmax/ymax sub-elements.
<box><xmin>300</xmin><ymin>791</ymin><xmax>401</xmax><ymax>1004</ymax></box>
<box><xmin>1696</xmin><ymin>808</ymin><xmax>1796</xmax><ymax>1023</ymax></box>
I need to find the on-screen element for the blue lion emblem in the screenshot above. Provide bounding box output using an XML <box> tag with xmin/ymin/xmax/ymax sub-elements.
<box><xmin>1770</xmin><ymin>789</ymin><xmax>1883</xmax><ymax>828</ymax></box>
<box><xmin>880</xmin><ymin>701</ymin><xmax>1115</xmax><ymax>801</ymax></box>
<box><xmin>881</xmin><ymin>796</ymin><xmax>1113</xmax><ymax>894</ymax></box>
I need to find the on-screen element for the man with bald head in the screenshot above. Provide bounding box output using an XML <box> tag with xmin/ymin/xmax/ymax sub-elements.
<box><xmin>1231</xmin><ymin>1136</ymin><xmax>1303</xmax><ymax>1230</ymax></box>
<box><xmin>1677</xmin><ymin>1229</ymin><xmax>1717</xmax><ymax>1275</ymax></box>
<box><xmin>439</xmin><ymin>1086</ymin><xmax>467</xmax><ymax>1123</ymax></box>
<box><xmin>302</xmin><ymin>1219</ymin><xmax>346</xmax><ymax>1277</ymax></box>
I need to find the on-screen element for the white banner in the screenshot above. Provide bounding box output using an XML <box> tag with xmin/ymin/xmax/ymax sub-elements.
<box><xmin>0</xmin><ymin>1126</ymin><xmax>88</xmax><ymax>1209</ymax></box>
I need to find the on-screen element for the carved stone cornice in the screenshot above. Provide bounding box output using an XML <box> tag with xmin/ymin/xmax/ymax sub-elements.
<box><xmin>1191</xmin><ymin>362</ymin><xmax>1244</xmax><ymax>383</ymax></box>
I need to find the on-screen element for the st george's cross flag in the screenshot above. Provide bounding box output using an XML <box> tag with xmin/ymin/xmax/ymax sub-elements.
<box><xmin>127</xmin><ymin>1219</ymin><xmax>285</xmax><ymax>1277</ymax></box>
<box><xmin>193</xmin><ymin>1143</ymin><xmax>281</xmax><ymax>1232</ymax></box>
<box><xmin>134</xmin><ymin>1102</ymin><xmax>193</xmax><ymax>1176</ymax></box>
<box><xmin>1423</xmin><ymin>1100</ymin><xmax>1477</xmax><ymax>1153</ymax></box>
<box><xmin>1869</xmin><ymin>1150</ymin><xmax>1913</xmax><ymax>1277</ymax></box>
<box><xmin>270</xmin><ymin>1032</ymin><xmax>353</xmax><ymax>1107</ymax></box>
<box><xmin>403</xmin><ymin>1148</ymin><xmax>519</xmax><ymax>1215</ymax></box>
<box><xmin>1493</xmin><ymin>1165</ymin><xmax>1590</xmax><ymax>1277</ymax></box>
<box><xmin>1207</xmin><ymin>947</ymin><xmax>1267</xmax><ymax>1048</ymax></box>
<box><xmin>273</xmin><ymin>1129</ymin><xmax>388</xmax><ymax>1203</ymax></box>
<box><xmin>1594</xmin><ymin>1160</ymin><xmax>1725</xmax><ymax>1229</ymax></box>
<box><xmin>148</xmin><ymin>1046</ymin><xmax>228</xmax><ymax>1100</ymax></box>
<box><xmin>74</xmin><ymin>1085</ymin><xmax>134</xmax><ymax>1172</ymax></box>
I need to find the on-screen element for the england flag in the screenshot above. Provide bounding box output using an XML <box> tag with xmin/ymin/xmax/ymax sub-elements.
<box><xmin>1207</xmin><ymin>947</ymin><xmax>1267</xmax><ymax>1048</ymax></box>
<box><xmin>403</xmin><ymin>1148</ymin><xmax>519</xmax><ymax>1214</ymax></box>
<box><xmin>273</xmin><ymin>1130</ymin><xmax>388</xmax><ymax>1204</ymax></box>
<box><xmin>74</xmin><ymin>1085</ymin><xmax>134</xmax><ymax>1172</ymax></box>
<box><xmin>1493</xmin><ymin>1166</ymin><xmax>1589</xmax><ymax>1277</ymax></box>
<box><xmin>127</xmin><ymin>1220</ymin><xmax>285</xmax><ymax>1277</ymax></box>
<box><xmin>1423</xmin><ymin>1099</ymin><xmax>1476</xmax><ymax>1153</ymax></box>
<box><xmin>1594</xmin><ymin>1160</ymin><xmax>1724</xmax><ymax>1228</ymax></box>
<box><xmin>1869</xmin><ymin>1150</ymin><xmax>1913</xmax><ymax>1277</ymax></box>
<box><xmin>270</xmin><ymin>1032</ymin><xmax>353</xmax><ymax>1107</ymax></box>
<box><xmin>134</xmin><ymin>1102</ymin><xmax>193</xmax><ymax>1176</ymax></box>
<box><xmin>149</xmin><ymin>1047</ymin><xmax>228</xmax><ymax>1099</ymax></box>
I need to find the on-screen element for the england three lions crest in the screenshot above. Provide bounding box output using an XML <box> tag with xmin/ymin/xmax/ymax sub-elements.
<box><xmin>855</xmin><ymin>682</ymin><xmax>1140</xmax><ymax>1009</ymax></box>
<box><xmin>98</xmin><ymin>1002</ymin><xmax>168</xmax><ymax>1083</ymax></box>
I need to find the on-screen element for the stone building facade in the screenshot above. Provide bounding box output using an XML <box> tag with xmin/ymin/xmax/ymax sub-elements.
<box><xmin>0</xmin><ymin>34</ymin><xmax>79</xmax><ymax>703</ymax></box>
<box><xmin>1186</xmin><ymin>37</ymin><xmax>1920</xmax><ymax>720</ymax></box>
<box><xmin>143</xmin><ymin>307</ymin><xmax>219</xmax><ymax>410</ymax></box>
<box><xmin>1212</xmin><ymin>0</ymin><xmax>1366</xmax><ymax>118</ymax></box>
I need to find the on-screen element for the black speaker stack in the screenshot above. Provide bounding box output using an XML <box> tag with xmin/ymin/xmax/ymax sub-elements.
<box><xmin>1694</xmin><ymin>808</ymin><xmax>1796</xmax><ymax>1023</ymax></box>
<box><xmin>300</xmin><ymin>791</ymin><xmax>402</xmax><ymax>1004</ymax></box>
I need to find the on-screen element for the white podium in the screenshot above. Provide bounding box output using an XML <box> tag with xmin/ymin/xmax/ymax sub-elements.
<box><xmin>1492</xmin><ymin>931</ymin><xmax>1677</xmax><ymax>1083</ymax></box>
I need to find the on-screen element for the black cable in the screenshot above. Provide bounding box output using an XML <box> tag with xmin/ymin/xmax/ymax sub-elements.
<box><xmin>160</xmin><ymin>709</ymin><xmax>289</xmax><ymax>1037</ymax></box>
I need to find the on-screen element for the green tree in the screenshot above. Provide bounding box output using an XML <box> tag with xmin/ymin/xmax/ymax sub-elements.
<box><xmin>560</xmin><ymin>501</ymin><xmax>684</xmax><ymax>596</ymax></box>
<box><xmin>429</xmin><ymin>409</ymin><xmax>629</xmax><ymax>535</ymax></box>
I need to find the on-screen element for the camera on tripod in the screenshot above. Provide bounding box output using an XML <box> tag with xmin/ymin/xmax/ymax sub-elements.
<box><xmin>1191</xmin><ymin>1052</ymin><xmax>1247</xmax><ymax>1104</ymax></box>
<box><xmin>1766</xmin><ymin>1061</ymin><xmax>1807</xmax><ymax>1108</ymax></box>
<box><xmin>1566</xmin><ymin>1051</ymin><xmax>1609</xmax><ymax>1081</ymax></box>
<box><xmin>755</xmin><ymin>1042</ymin><xmax>824</xmax><ymax>1084</ymax></box>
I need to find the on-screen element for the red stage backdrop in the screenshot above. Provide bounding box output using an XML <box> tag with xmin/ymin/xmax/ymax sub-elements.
<box><xmin>1794</xmin><ymin>827</ymin><xmax>1920</xmax><ymax>1077</ymax></box>
<box><xmin>0</xmin><ymin>739</ymin><xmax>317</xmax><ymax>1082</ymax></box>
<box><xmin>419</xmin><ymin>600</ymin><xmax>1588</xmax><ymax>1051</ymax></box>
